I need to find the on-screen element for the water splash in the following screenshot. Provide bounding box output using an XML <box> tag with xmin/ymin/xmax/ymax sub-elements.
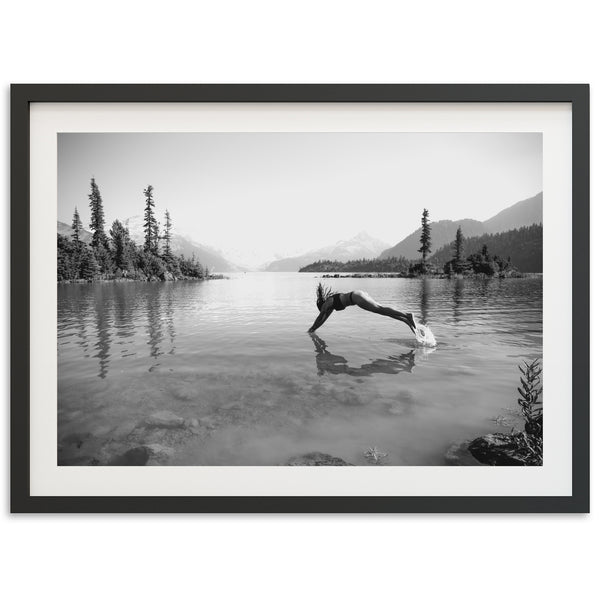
<box><xmin>414</xmin><ymin>322</ymin><xmax>437</xmax><ymax>347</ymax></box>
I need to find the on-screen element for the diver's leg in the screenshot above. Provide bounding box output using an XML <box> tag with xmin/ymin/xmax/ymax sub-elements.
<box><xmin>353</xmin><ymin>291</ymin><xmax>416</xmax><ymax>331</ymax></box>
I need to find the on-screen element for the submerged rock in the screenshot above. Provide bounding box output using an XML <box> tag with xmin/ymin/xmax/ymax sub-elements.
<box><xmin>107</xmin><ymin>443</ymin><xmax>175</xmax><ymax>466</ymax></box>
<box><xmin>109</xmin><ymin>446</ymin><xmax>151</xmax><ymax>466</ymax></box>
<box><xmin>184</xmin><ymin>417</ymin><xmax>200</xmax><ymax>429</ymax></box>
<box><xmin>144</xmin><ymin>444</ymin><xmax>175</xmax><ymax>465</ymax></box>
<box><xmin>144</xmin><ymin>410</ymin><xmax>185</xmax><ymax>429</ymax></box>
<box><xmin>467</xmin><ymin>434</ymin><xmax>528</xmax><ymax>466</ymax></box>
<box><xmin>285</xmin><ymin>452</ymin><xmax>354</xmax><ymax>466</ymax></box>
<box><xmin>445</xmin><ymin>441</ymin><xmax>484</xmax><ymax>466</ymax></box>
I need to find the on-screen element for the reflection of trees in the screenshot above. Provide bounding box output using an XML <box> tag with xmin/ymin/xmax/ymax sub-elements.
<box><xmin>476</xmin><ymin>276</ymin><xmax>492</xmax><ymax>298</ymax></box>
<box><xmin>113</xmin><ymin>283</ymin><xmax>135</xmax><ymax>356</ymax></box>
<box><xmin>76</xmin><ymin>308</ymin><xmax>90</xmax><ymax>357</ymax></box>
<box><xmin>452</xmin><ymin>278</ymin><xmax>465</xmax><ymax>324</ymax></box>
<box><xmin>61</xmin><ymin>282</ymin><xmax>180</xmax><ymax>378</ymax></box>
<box><xmin>93</xmin><ymin>287</ymin><xmax>112</xmax><ymax>379</ymax></box>
<box><xmin>145</xmin><ymin>283</ymin><xmax>177</xmax><ymax>364</ymax></box>
<box><xmin>310</xmin><ymin>334</ymin><xmax>417</xmax><ymax>377</ymax></box>
<box><xmin>74</xmin><ymin>286</ymin><xmax>92</xmax><ymax>357</ymax></box>
<box><xmin>146</xmin><ymin>285</ymin><xmax>163</xmax><ymax>361</ymax></box>
<box><xmin>164</xmin><ymin>284</ymin><xmax>176</xmax><ymax>354</ymax></box>
<box><xmin>420</xmin><ymin>277</ymin><xmax>431</xmax><ymax>324</ymax></box>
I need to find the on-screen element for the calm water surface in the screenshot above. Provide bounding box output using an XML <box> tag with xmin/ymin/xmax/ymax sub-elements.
<box><xmin>58</xmin><ymin>273</ymin><xmax>542</xmax><ymax>466</ymax></box>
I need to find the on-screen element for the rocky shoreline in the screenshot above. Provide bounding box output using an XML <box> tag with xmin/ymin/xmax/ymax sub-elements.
<box><xmin>58</xmin><ymin>274</ymin><xmax>226</xmax><ymax>284</ymax></box>
<box><xmin>318</xmin><ymin>272</ymin><xmax>540</xmax><ymax>280</ymax></box>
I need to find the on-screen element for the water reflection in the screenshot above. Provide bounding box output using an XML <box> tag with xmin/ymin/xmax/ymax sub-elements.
<box><xmin>420</xmin><ymin>277</ymin><xmax>431</xmax><ymax>324</ymax></box>
<box><xmin>58</xmin><ymin>275</ymin><xmax>542</xmax><ymax>466</ymax></box>
<box><xmin>475</xmin><ymin>277</ymin><xmax>492</xmax><ymax>303</ymax></box>
<box><xmin>58</xmin><ymin>283</ymin><xmax>181</xmax><ymax>378</ymax></box>
<box><xmin>93</xmin><ymin>288</ymin><xmax>112</xmax><ymax>379</ymax></box>
<box><xmin>146</xmin><ymin>287</ymin><xmax>164</xmax><ymax>363</ymax></box>
<box><xmin>310</xmin><ymin>333</ymin><xmax>418</xmax><ymax>377</ymax></box>
<box><xmin>113</xmin><ymin>283</ymin><xmax>136</xmax><ymax>357</ymax></box>
<box><xmin>452</xmin><ymin>278</ymin><xmax>465</xmax><ymax>324</ymax></box>
<box><xmin>76</xmin><ymin>292</ymin><xmax>91</xmax><ymax>357</ymax></box>
<box><xmin>165</xmin><ymin>285</ymin><xmax>176</xmax><ymax>354</ymax></box>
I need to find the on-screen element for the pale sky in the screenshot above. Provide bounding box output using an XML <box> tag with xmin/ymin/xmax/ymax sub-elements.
<box><xmin>58</xmin><ymin>132</ymin><xmax>542</xmax><ymax>258</ymax></box>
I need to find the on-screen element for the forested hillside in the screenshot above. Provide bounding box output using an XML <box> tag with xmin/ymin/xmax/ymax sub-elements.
<box><xmin>430</xmin><ymin>224</ymin><xmax>542</xmax><ymax>273</ymax></box>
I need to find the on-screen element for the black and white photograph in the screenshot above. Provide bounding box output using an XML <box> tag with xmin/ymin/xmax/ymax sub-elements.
<box><xmin>4</xmin><ymin>0</ymin><xmax>598</xmax><ymax>593</ymax></box>
<box><xmin>57</xmin><ymin>131</ymin><xmax>543</xmax><ymax>468</ymax></box>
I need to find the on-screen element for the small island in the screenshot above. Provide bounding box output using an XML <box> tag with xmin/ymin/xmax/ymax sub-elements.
<box><xmin>58</xmin><ymin>178</ymin><xmax>221</xmax><ymax>283</ymax></box>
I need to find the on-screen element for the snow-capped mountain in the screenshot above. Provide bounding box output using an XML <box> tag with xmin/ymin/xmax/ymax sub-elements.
<box><xmin>264</xmin><ymin>231</ymin><xmax>390</xmax><ymax>272</ymax></box>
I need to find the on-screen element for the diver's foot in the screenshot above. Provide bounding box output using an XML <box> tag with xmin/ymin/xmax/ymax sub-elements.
<box><xmin>406</xmin><ymin>312</ymin><xmax>417</xmax><ymax>333</ymax></box>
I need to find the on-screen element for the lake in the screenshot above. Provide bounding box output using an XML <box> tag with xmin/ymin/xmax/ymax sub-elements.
<box><xmin>57</xmin><ymin>273</ymin><xmax>542</xmax><ymax>466</ymax></box>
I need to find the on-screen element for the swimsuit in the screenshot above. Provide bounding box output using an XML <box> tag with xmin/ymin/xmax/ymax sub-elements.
<box><xmin>332</xmin><ymin>292</ymin><xmax>354</xmax><ymax>311</ymax></box>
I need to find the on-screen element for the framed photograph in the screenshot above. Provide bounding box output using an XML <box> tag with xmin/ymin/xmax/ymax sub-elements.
<box><xmin>11</xmin><ymin>84</ymin><xmax>589</xmax><ymax>513</ymax></box>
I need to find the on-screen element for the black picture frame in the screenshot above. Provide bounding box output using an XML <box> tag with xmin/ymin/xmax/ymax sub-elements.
<box><xmin>11</xmin><ymin>84</ymin><xmax>590</xmax><ymax>513</ymax></box>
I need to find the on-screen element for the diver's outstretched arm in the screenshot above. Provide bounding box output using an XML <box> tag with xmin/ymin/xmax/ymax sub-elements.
<box><xmin>308</xmin><ymin>307</ymin><xmax>333</xmax><ymax>333</ymax></box>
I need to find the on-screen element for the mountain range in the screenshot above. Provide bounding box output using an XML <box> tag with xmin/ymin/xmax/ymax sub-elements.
<box><xmin>380</xmin><ymin>192</ymin><xmax>542</xmax><ymax>260</ymax></box>
<box><xmin>264</xmin><ymin>231</ymin><xmax>390</xmax><ymax>272</ymax></box>
<box><xmin>58</xmin><ymin>192</ymin><xmax>542</xmax><ymax>273</ymax></box>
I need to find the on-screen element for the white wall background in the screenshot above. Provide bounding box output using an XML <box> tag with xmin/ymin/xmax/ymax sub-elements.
<box><xmin>1</xmin><ymin>1</ymin><xmax>596</xmax><ymax>598</ymax></box>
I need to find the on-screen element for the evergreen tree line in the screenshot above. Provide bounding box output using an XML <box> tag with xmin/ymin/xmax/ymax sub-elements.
<box><xmin>58</xmin><ymin>178</ymin><xmax>209</xmax><ymax>282</ymax></box>
<box><xmin>299</xmin><ymin>256</ymin><xmax>412</xmax><ymax>273</ymax></box>
<box><xmin>432</xmin><ymin>224</ymin><xmax>542</xmax><ymax>274</ymax></box>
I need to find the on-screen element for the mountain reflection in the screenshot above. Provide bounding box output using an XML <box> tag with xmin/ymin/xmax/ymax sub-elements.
<box><xmin>310</xmin><ymin>333</ymin><xmax>417</xmax><ymax>377</ymax></box>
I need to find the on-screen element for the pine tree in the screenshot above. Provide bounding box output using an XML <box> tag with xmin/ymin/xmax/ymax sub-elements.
<box><xmin>143</xmin><ymin>185</ymin><xmax>159</xmax><ymax>254</ymax></box>
<box><xmin>93</xmin><ymin>245</ymin><xmax>114</xmax><ymax>277</ymax></box>
<box><xmin>79</xmin><ymin>246</ymin><xmax>99</xmax><ymax>280</ymax></box>
<box><xmin>154</xmin><ymin>218</ymin><xmax>161</xmax><ymax>255</ymax></box>
<box><xmin>453</xmin><ymin>226</ymin><xmax>465</xmax><ymax>272</ymax></box>
<box><xmin>163</xmin><ymin>210</ymin><xmax>173</xmax><ymax>262</ymax></box>
<box><xmin>110</xmin><ymin>219</ymin><xmax>132</xmax><ymax>272</ymax></box>
<box><xmin>57</xmin><ymin>235</ymin><xmax>77</xmax><ymax>281</ymax></box>
<box><xmin>88</xmin><ymin>178</ymin><xmax>108</xmax><ymax>249</ymax></box>
<box><xmin>71</xmin><ymin>207</ymin><xmax>83</xmax><ymax>248</ymax></box>
<box><xmin>418</xmin><ymin>208</ymin><xmax>432</xmax><ymax>264</ymax></box>
<box><xmin>453</xmin><ymin>226</ymin><xmax>464</xmax><ymax>262</ymax></box>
